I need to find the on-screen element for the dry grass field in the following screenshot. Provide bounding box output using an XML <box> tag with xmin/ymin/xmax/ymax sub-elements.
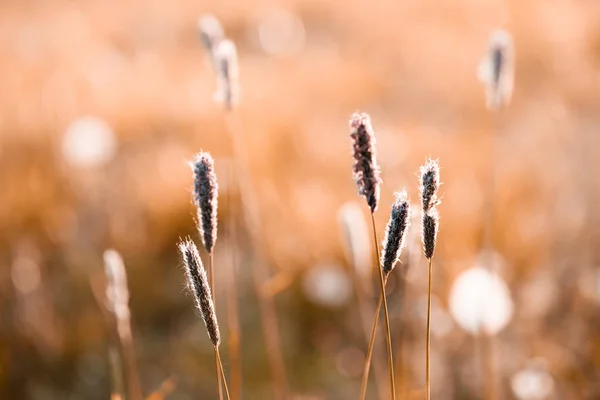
<box><xmin>1</xmin><ymin>0</ymin><xmax>599</xmax><ymax>399</ymax></box>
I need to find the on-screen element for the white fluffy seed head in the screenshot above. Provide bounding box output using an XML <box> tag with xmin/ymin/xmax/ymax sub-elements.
<box><xmin>448</xmin><ymin>266</ymin><xmax>513</xmax><ymax>335</ymax></box>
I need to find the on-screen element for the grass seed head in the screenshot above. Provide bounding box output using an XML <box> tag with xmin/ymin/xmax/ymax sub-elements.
<box><xmin>380</xmin><ymin>190</ymin><xmax>411</xmax><ymax>275</ymax></box>
<box><xmin>192</xmin><ymin>152</ymin><xmax>218</xmax><ymax>254</ymax></box>
<box><xmin>178</xmin><ymin>238</ymin><xmax>221</xmax><ymax>347</ymax></box>
<box><xmin>349</xmin><ymin>112</ymin><xmax>381</xmax><ymax>213</ymax></box>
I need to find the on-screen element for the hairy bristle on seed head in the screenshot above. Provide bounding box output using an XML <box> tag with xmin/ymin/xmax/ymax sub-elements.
<box><xmin>214</xmin><ymin>39</ymin><xmax>240</xmax><ymax>110</ymax></box>
<box><xmin>380</xmin><ymin>190</ymin><xmax>411</xmax><ymax>275</ymax></box>
<box><xmin>419</xmin><ymin>159</ymin><xmax>440</xmax><ymax>213</ymax></box>
<box><xmin>178</xmin><ymin>238</ymin><xmax>221</xmax><ymax>347</ymax></box>
<box><xmin>480</xmin><ymin>29</ymin><xmax>515</xmax><ymax>111</ymax></box>
<box><xmin>192</xmin><ymin>152</ymin><xmax>218</xmax><ymax>254</ymax></box>
<box><xmin>349</xmin><ymin>112</ymin><xmax>381</xmax><ymax>213</ymax></box>
<box><xmin>422</xmin><ymin>208</ymin><xmax>439</xmax><ymax>260</ymax></box>
<box><xmin>197</xmin><ymin>14</ymin><xmax>224</xmax><ymax>57</ymax></box>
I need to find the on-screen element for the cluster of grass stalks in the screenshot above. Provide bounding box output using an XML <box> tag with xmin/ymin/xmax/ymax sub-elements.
<box><xmin>348</xmin><ymin>112</ymin><xmax>441</xmax><ymax>400</ymax></box>
<box><xmin>173</xmin><ymin>18</ymin><xmax>517</xmax><ymax>400</ymax></box>
<box><xmin>94</xmin><ymin>18</ymin><xmax>515</xmax><ymax>400</ymax></box>
<box><xmin>179</xmin><ymin>31</ymin><xmax>442</xmax><ymax>397</ymax></box>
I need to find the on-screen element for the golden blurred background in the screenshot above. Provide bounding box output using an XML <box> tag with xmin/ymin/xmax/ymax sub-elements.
<box><xmin>1</xmin><ymin>0</ymin><xmax>599</xmax><ymax>399</ymax></box>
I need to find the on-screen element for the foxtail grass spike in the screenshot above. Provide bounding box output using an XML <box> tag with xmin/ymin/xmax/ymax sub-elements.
<box><xmin>380</xmin><ymin>190</ymin><xmax>411</xmax><ymax>275</ymax></box>
<box><xmin>422</xmin><ymin>208</ymin><xmax>439</xmax><ymax>260</ymax></box>
<box><xmin>419</xmin><ymin>159</ymin><xmax>440</xmax><ymax>213</ymax></box>
<box><xmin>479</xmin><ymin>29</ymin><xmax>515</xmax><ymax>111</ymax></box>
<box><xmin>193</xmin><ymin>152</ymin><xmax>219</xmax><ymax>254</ymax></box>
<box><xmin>419</xmin><ymin>159</ymin><xmax>440</xmax><ymax>260</ymax></box>
<box><xmin>349</xmin><ymin>112</ymin><xmax>381</xmax><ymax>213</ymax></box>
<box><xmin>179</xmin><ymin>238</ymin><xmax>221</xmax><ymax>347</ymax></box>
<box><xmin>214</xmin><ymin>39</ymin><xmax>240</xmax><ymax>110</ymax></box>
<box><xmin>198</xmin><ymin>14</ymin><xmax>225</xmax><ymax>58</ymax></box>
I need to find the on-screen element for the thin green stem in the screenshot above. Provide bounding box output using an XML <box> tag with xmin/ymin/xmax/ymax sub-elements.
<box><xmin>425</xmin><ymin>258</ymin><xmax>432</xmax><ymax>400</ymax></box>
<box><xmin>210</xmin><ymin>253</ymin><xmax>223</xmax><ymax>400</ymax></box>
<box><xmin>371</xmin><ymin>213</ymin><xmax>395</xmax><ymax>400</ymax></box>
<box><xmin>216</xmin><ymin>349</ymin><xmax>232</xmax><ymax>400</ymax></box>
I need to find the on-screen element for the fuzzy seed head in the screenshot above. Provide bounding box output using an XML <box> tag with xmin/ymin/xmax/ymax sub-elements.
<box><xmin>422</xmin><ymin>208</ymin><xmax>439</xmax><ymax>260</ymax></box>
<box><xmin>419</xmin><ymin>159</ymin><xmax>440</xmax><ymax>213</ymax></box>
<box><xmin>214</xmin><ymin>39</ymin><xmax>240</xmax><ymax>110</ymax></box>
<box><xmin>349</xmin><ymin>112</ymin><xmax>381</xmax><ymax>213</ymax></box>
<box><xmin>478</xmin><ymin>29</ymin><xmax>515</xmax><ymax>111</ymax></box>
<box><xmin>193</xmin><ymin>152</ymin><xmax>218</xmax><ymax>254</ymax></box>
<box><xmin>178</xmin><ymin>238</ymin><xmax>221</xmax><ymax>347</ymax></box>
<box><xmin>380</xmin><ymin>190</ymin><xmax>411</xmax><ymax>275</ymax></box>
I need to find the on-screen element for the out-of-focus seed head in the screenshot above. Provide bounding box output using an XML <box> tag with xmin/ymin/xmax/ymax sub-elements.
<box><xmin>103</xmin><ymin>249</ymin><xmax>131</xmax><ymax>338</ymax></box>
<box><xmin>214</xmin><ymin>39</ymin><xmax>240</xmax><ymax>110</ymax></box>
<box><xmin>349</xmin><ymin>112</ymin><xmax>381</xmax><ymax>213</ymax></box>
<box><xmin>197</xmin><ymin>14</ymin><xmax>224</xmax><ymax>58</ymax></box>
<box><xmin>422</xmin><ymin>208</ymin><xmax>439</xmax><ymax>260</ymax></box>
<box><xmin>192</xmin><ymin>152</ymin><xmax>219</xmax><ymax>254</ymax></box>
<box><xmin>178</xmin><ymin>238</ymin><xmax>221</xmax><ymax>347</ymax></box>
<box><xmin>419</xmin><ymin>159</ymin><xmax>440</xmax><ymax>213</ymax></box>
<box><xmin>478</xmin><ymin>29</ymin><xmax>515</xmax><ymax>111</ymax></box>
<box><xmin>380</xmin><ymin>190</ymin><xmax>412</xmax><ymax>275</ymax></box>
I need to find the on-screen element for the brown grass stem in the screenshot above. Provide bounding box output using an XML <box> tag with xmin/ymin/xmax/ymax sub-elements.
<box><xmin>371</xmin><ymin>213</ymin><xmax>395</xmax><ymax>400</ymax></box>
<box><xmin>209</xmin><ymin>253</ymin><xmax>224</xmax><ymax>400</ymax></box>
<box><xmin>481</xmin><ymin>332</ymin><xmax>496</xmax><ymax>400</ymax></box>
<box><xmin>359</xmin><ymin>280</ymin><xmax>385</xmax><ymax>400</ymax></box>
<box><xmin>121</xmin><ymin>333</ymin><xmax>142</xmax><ymax>400</ymax></box>
<box><xmin>351</xmin><ymin>266</ymin><xmax>387</xmax><ymax>400</ymax></box>
<box><xmin>216</xmin><ymin>349</ymin><xmax>232</xmax><ymax>400</ymax></box>
<box><xmin>226</xmin><ymin>193</ymin><xmax>243</xmax><ymax>400</ymax></box>
<box><xmin>425</xmin><ymin>258</ymin><xmax>433</xmax><ymax>400</ymax></box>
<box><xmin>225</xmin><ymin>111</ymin><xmax>288</xmax><ymax>399</ymax></box>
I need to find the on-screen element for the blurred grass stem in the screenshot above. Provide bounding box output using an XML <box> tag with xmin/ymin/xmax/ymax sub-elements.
<box><xmin>225</xmin><ymin>111</ymin><xmax>288</xmax><ymax>399</ymax></box>
<box><xmin>226</xmin><ymin>180</ymin><xmax>243</xmax><ymax>400</ymax></box>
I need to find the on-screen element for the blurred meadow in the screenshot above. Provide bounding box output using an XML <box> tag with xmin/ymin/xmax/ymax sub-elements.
<box><xmin>1</xmin><ymin>0</ymin><xmax>599</xmax><ymax>399</ymax></box>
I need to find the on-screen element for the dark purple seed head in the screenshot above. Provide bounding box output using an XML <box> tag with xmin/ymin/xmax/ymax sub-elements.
<box><xmin>349</xmin><ymin>112</ymin><xmax>381</xmax><ymax>213</ymax></box>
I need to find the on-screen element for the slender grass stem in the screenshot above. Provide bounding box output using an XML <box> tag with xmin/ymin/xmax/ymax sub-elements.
<box><xmin>216</xmin><ymin>349</ymin><xmax>232</xmax><ymax>400</ymax></box>
<box><xmin>226</xmin><ymin>194</ymin><xmax>242</xmax><ymax>400</ymax></box>
<box><xmin>121</xmin><ymin>332</ymin><xmax>142</xmax><ymax>400</ymax></box>
<box><xmin>481</xmin><ymin>332</ymin><xmax>495</xmax><ymax>400</ymax></box>
<box><xmin>425</xmin><ymin>258</ymin><xmax>433</xmax><ymax>400</ymax></box>
<box><xmin>359</xmin><ymin>285</ymin><xmax>385</xmax><ymax>400</ymax></box>
<box><xmin>209</xmin><ymin>253</ymin><xmax>224</xmax><ymax>400</ymax></box>
<box><xmin>225</xmin><ymin>111</ymin><xmax>288</xmax><ymax>399</ymax></box>
<box><xmin>371</xmin><ymin>213</ymin><xmax>396</xmax><ymax>400</ymax></box>
<box><xmin>352</xmin><ymin>268</ymin><xmax>387</xmax><ymax>400</ymax></box>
